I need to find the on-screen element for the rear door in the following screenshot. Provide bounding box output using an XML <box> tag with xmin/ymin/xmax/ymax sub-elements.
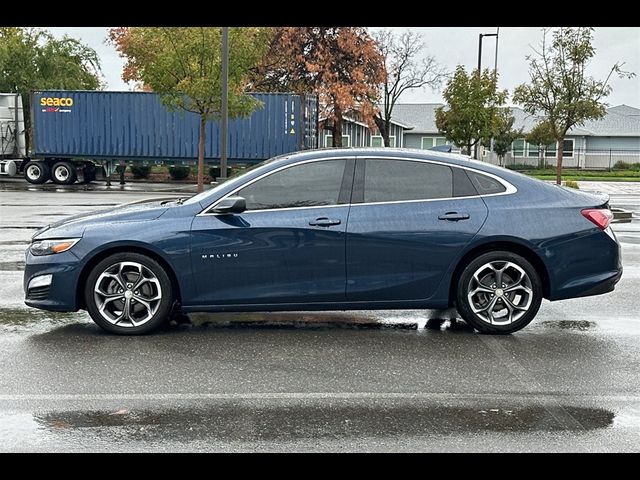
<box><xmin>345</xmin><ymin>157</ymin><xmax>488</xmax><ymax>302</ymax></box>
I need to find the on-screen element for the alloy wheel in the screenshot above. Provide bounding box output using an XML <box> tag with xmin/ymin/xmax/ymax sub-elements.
<box><xmin>93</xmin><ymin>261</ymin><xmax>163</xmax><ymax>327</ymax></box>
<box><xmin>467</xmin><ymin>260</ymin><xmax>533</xmax><ymax>325</ymax></box>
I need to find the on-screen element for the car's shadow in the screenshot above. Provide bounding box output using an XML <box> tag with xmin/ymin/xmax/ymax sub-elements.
<box><xmin>27</xmin><ymin>311</ymin><xmax>476</xmax><ymax>343</ymax></box>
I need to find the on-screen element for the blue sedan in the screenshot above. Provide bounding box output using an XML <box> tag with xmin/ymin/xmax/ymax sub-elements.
<box><xmin>23</xmin><ymin>148</ymin><xmax>622</xmax><ymax>335</ymax></box>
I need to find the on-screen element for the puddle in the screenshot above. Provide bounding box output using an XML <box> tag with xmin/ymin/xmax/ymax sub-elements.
<box><xmin>541</xmin><ymin>320</ymin><xmax>597</xmax><ymax>331</ymax></box>
<box><xmin>13</xmin><ymin>404</ymin><xmax>614</xmax><ymax>444</ymax></box>
<box><xmin>0</xmin><ymin>308</ymin><xmax>87</xmax><ymax>333</ymax></box>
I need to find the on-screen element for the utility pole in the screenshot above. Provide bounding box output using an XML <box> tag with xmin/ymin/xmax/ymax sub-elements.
<box><xmin>476</xmin><ymin>28</ymin><xmax>500</xmax><ymax>161</ymax></box>
<box><xmin>219</xmin><ymin>27</ymin><xmax>229</xmax><ymax>182</ymax></box>
<box><xmin>494</xmin><ymin>27</ymin><xmax>500</xmax><ymax>74</ymax></box>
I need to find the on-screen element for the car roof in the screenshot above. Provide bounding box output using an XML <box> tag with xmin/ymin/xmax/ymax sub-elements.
<box><xmin>275</xmin><ymin>147</ymin><xmax>515</xmax><ymax>177</ymax></box>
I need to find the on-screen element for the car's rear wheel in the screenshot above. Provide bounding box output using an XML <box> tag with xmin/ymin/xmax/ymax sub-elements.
<box><xmin>456</xmin><ymin>251</ymin><xmax>542</xmax><ymax>334</ymax></box>
<box><xmin>84</xmin><ymin>253</ymin><xmax>173</xmax><ymax>335</ymax></box>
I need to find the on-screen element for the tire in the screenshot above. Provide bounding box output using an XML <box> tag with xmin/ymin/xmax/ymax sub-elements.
<box><xmin>84</xmin><ymin>253</ymin><xmax>174</xmax><ymax>335</ymax></box>
<box><xmin>24</xmin><ymin>161</ymin><xmax>50</xmax><ymax>184</ymax></box>
<box><xmin>455</xmin><ymin>251</ymin><xmax>543</xmax><ymax>334</ymax></box>
<box><xmin>51</xmin><ymin>161</ymin><xmax>78</xmax><ymax>185</ymax></box>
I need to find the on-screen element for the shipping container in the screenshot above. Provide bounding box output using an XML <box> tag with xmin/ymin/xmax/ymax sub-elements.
<box><xmin>31</xmin><ymin>90</ymin><xmax>318</xmax><ymax>163</ymax></box>
<box><xmin>1</xmin><ymin>90</ymin><xmax>319</xmax><ymax>184</ymax></box>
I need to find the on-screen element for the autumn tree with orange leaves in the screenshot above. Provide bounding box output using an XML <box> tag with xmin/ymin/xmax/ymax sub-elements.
<box><xmin>252</xmin><ymin>27</ymin><xmax>385</xmax><ymax>147</ymax></box>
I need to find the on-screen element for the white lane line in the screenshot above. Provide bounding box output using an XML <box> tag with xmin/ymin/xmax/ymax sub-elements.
<box><xmin>0</xmin><ymin>392</ymin><xmax>638</xmax><ymax>402</ymax></box>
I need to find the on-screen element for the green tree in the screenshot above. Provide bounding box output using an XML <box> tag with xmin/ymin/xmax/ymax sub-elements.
<box><xmin>435</xmin><ymin>66</ymin><xmax>507</xmax><ymax>159</ymax></box>
<box><xmin>0</xmin><ymin>27</ymin><xmax>102</xmax><ymax>150</ymax></box>
<box><xmin>109</xmin><ymin>27</ymin><xmax>269</xmax><ymax>192</ymax></box>
<box><xmin>513</xmin><ymin>27</ymin><xmax>634</xmax><ymax>184</ymax></box>
<box><xmin>487</xmin><ymin>109</ymin><xmax>522</xmax><ymax>167</ymax></box>
<box><xmin>525</xmin><ymin>121</ymin><xmax>556</xmax><ymax>168</ymax></box>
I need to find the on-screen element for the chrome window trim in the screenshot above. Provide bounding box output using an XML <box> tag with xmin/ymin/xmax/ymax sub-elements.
<box><xmin>197</xmin><ymin>155</ymin><xmax>517</xmax><ymax>216</ymax></box>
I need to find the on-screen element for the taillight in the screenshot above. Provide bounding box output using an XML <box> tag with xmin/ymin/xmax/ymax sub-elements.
<box><xmin>581</xmin><ymin>208</ymin><xmax>613</xmax><ymax>230</ymax></box>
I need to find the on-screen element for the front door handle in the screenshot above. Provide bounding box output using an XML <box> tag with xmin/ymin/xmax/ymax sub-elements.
<box><xmin>438</xmin><ymin>212</ymin><xmax>470</xmax><ymax>221</ymax></box>
<box><xmin>309</xmin><ymin>217</ymin><xmax>342</xmax><ymax>227</ymax></box>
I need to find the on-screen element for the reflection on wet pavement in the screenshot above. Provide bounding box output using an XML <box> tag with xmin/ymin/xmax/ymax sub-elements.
<box><xmin>0</xmin><ymin>308</ymin><xmax>87</xmax><ymax>334</ymax></box>
<box><xmin>22</xmin><ymin>404</ymin><xmax>614</xmax><ymax>442</ymax></box>
<box><xmin>0</xmin><ymin>261</ymin><xmax>25</xmax><ymax>271</ymax></box>
<box><xmin>541</xmin><ymin>320</ymin><xmax>597</xmax><ymax>331</ymax></box>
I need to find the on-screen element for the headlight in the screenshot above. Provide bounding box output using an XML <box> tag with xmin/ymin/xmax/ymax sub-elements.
<box><xmin>30</xmin><ymin>238</ymin><xmax>80</xmax><ymax>256</ymax></box>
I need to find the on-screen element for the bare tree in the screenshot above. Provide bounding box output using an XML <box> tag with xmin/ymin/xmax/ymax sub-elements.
<box><xmin>373</xmin><ymin>29</ymin><xmax>446</xmax><ymax>147</ymax></box>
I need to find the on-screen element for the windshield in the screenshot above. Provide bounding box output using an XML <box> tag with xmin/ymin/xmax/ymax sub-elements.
<box><xmin>181</xmin><ymin>156</ymin><xmax>284</xmax><ymax>206</ymax></box>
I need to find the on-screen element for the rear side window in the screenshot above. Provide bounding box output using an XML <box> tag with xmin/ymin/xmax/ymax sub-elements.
<box><xmin>363</xmin><ymin>159</ymin><xmax>453</xmax><ymax>203</ymax></box>
<box><xmin>466</xmin><ymin>171</ymin><xmax>506</xmax><ymax>195</ymax></box>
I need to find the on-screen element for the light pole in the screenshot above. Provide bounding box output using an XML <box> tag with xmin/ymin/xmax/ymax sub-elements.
<box><xmin>219</xmin><ymin>27</ymin><xmax>229</xmax><ymax>182</ymax></box>
<box><xmin>477</xmin><ymin>29</ymin><xmax>499</xmax><ymax>73</ymax></box>
<box><xmin>476</xmin><ymin>28</ymin><xmax>500</xmax><ymax>160</ymax></box>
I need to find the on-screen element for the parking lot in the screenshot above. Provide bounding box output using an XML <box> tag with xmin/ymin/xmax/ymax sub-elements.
<box><xmin>1</xmin><ymin>178</ymin><xmax>639</xmax><ymax>452</ymax></box>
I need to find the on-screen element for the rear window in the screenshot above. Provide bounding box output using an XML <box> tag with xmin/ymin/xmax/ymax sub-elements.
<box><xmin>363</xmin><ymin>159</ymin><xmax>453</xmax><ymax>203</ymax></box>
<box><xmin>467</xmin><ymin>171</ymin><xmax>506</xmax><ymax>195</ymax></box>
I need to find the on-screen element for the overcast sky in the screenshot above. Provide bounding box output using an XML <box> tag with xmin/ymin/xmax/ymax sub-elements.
<box><xmin>46</xmin><ymin>27</ymin><xmax>640</xmax><ymax>108</ymax></box>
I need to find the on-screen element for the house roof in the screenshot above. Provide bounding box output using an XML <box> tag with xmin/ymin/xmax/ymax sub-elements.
<box><xmin>607</xmin><ymin>104</ymin><xmax>640</xmax><ymax>117</ymax></box>
<box><xmin>389</xmin><ymin>103</ymin><xmax>443</xmax><ymax>134</ymax></box>
<box><xmin>390</xmin><ymin>103</ymin><xmax>640</xmax><ymax>137</ymax></box>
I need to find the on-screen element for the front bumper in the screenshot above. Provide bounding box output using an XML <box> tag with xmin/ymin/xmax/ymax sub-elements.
<box><xmin>23</xmin><ymin>250</ymin><xmax>82</xmax><ymax>312</ymax></box>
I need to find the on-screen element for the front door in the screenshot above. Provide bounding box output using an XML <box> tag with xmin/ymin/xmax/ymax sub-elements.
<box><xmin>190</xmin><ymin>158</ymin><xmax>354</xmax><ymax>305</ymax></box>
<box><xmin>346</xmin><ymin>157</ymin><xmax>488</xmax><ymax>302</ymax></box>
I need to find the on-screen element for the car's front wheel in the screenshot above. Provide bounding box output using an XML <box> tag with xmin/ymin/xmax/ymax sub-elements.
<box><xmin>456</xmin><ymin>251</ymin><xmax>543</xmax><ymax>334</ymax></box>
<box><xmin>84</xmin><ymin>253</ymin><xmax>173</xmax><ymax>335</ymax></box>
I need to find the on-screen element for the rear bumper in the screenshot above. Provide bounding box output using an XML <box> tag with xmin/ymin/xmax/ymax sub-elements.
<box><xmin>551</xmin><ymin>267</ymin><xmax>622</xmax><ymax>301</ymax></box>
<box><xmin>546</xmin><ymin>226</ymin><xmax>622</xmax><ymax>301</ymax></box>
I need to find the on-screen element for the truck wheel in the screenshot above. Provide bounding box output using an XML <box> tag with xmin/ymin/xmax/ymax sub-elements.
<box><xmin>51</xmin><ymin>161</ymin><xmax>78</xmax><ymax>185</ymax></box>
<box><xmin>24</xmin><ymin>161</ymin><xmax>50</xmax><ymax>184</ymax></box>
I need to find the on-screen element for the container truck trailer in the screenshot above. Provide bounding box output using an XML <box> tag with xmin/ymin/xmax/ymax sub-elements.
<box><xmin>0</xmin><ymin>90</ymin><xmax>319</xmax><ymax>184</ymax></box>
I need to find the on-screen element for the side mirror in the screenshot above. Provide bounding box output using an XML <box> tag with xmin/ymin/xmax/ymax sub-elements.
<box><xmin>212</xmin><ymin>196</ymin><xmax>246</xmax><ymax>215</ymax></box>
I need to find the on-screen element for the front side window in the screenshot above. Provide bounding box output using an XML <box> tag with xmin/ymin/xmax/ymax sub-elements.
<box><xmin>237</xmin><ymin>160</ymin><xmax>346</xmax><ymax>211</ymax></box>
<box><xmin>363</xmin><ymin>159</ymin><xmax>453</xmax><ymax>203</ymax></box>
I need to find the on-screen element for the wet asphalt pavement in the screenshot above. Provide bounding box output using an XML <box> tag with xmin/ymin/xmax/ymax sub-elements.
<box><xmin>1</xmin><ymin>178</ymin><xmax>639</xmax><ymax>452</ymax></box>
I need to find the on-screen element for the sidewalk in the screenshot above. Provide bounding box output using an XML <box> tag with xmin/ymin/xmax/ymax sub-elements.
<box><xmin>576</xmin><ymin>181</ymin><xmax>640</xmax><ymax>195</ymax></box>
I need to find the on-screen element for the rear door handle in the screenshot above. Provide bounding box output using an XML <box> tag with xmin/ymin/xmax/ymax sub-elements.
<box><xmin>438</xmin><ymin>212</ymin><xmax>470</xmax><ymax>221</ymax></box>
<box><xmin>309</xmin><ymin>217</ymin><xmax>342</xmax><ymax>227</ymax></box>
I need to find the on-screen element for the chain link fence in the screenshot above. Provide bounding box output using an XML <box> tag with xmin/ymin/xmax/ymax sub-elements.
<box><xmin>483</xmin><ymin>149</ymin><xmax>640</xmax><ymax>171</ymax></box>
